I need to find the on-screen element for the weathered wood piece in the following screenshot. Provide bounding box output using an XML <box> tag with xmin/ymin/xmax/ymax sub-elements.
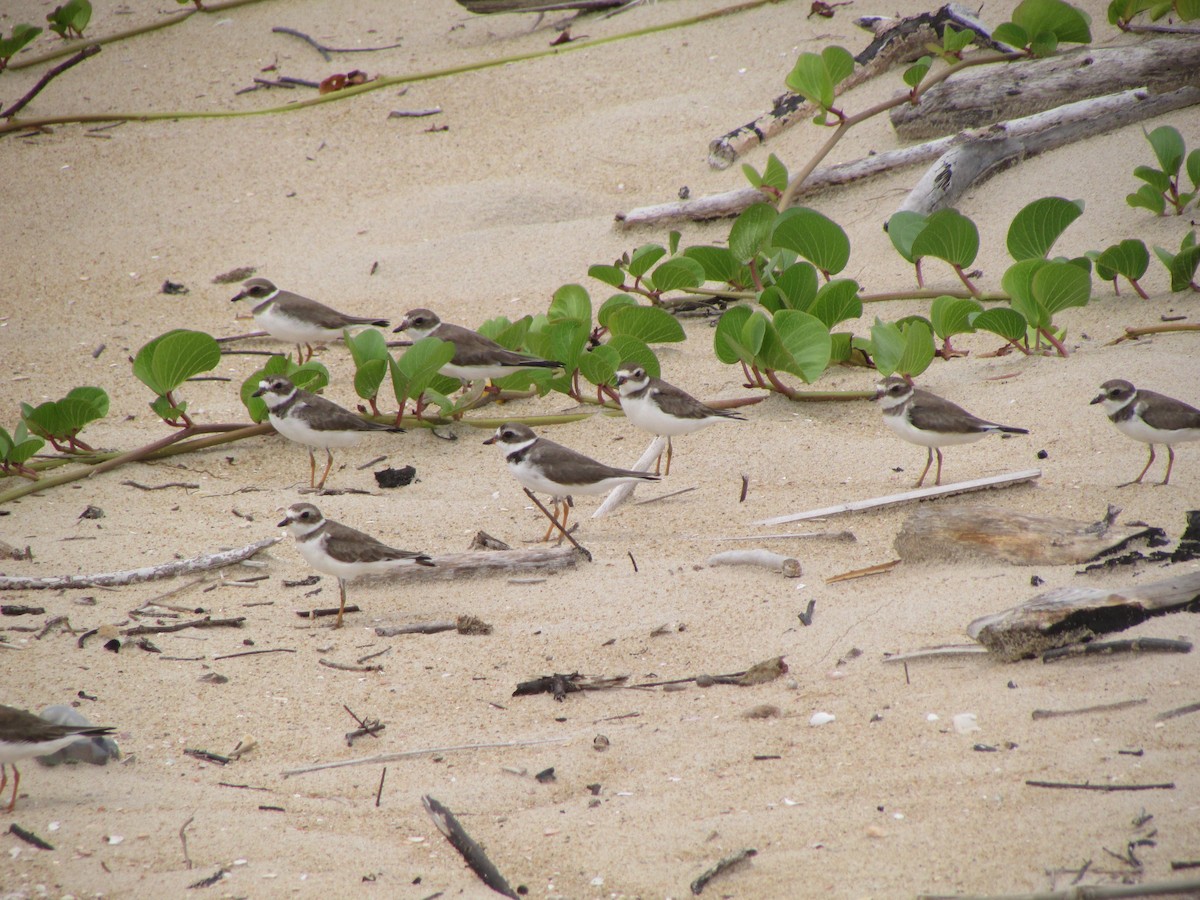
<box><xmin>889</xmin><ymin>37</ymin><xmax>1200</xmax><ymax>140</ymax></box>
<box><xmin>755</xmin><ymin>470</ymin><xmax>1040</xmax><ymax>526</ymax></box>
<box><xmin>1042</xmin><ymin>638</ymin><xmax>1192</xmax><ymax>663</ymax></box>
<box><xmin>707</xmin><ymin>4</ymin><xmax>1002</xmax><ymax>169</ymax></box>
<box><xmin>895</xmin><ymin>87</ymin><xmax>1200</xmax><ymax>215</ymax></box>
<box><xmin>593</xmin><ymin>436</ymin><xmax>666</xmax><ymax>518</ymax></box>
<box><xmin>894</xmin><ymin>504</ymin><xmax>1160</xmax><ymax>566</ymax></box>
<box><xmin>422</xmin><ymin>794</ymin><xmax>519</xmax><ymax>899</ymax></box>
<box><xmin>0</xmin><ymin>538</ymin><xmax>280</xmax><ymax>591</ymax></box>
<box><xmin>706</xmin><ymin>549</ymin><xmax>802</xmax><ymax>576</ymax></box>
<box><xmin>456</xmin><ymin>0</ymin><xmax>624</xmax><ymax>11</ymax></box>
<box><xmin>967</xmin><ymin>571</ymin><xmax>1200</xmax><ymax>661</ymax></box>
<box><xmin>382</xmin><ymin>547</ymin><xmax>578</xmax><ymax>580</ymax></box>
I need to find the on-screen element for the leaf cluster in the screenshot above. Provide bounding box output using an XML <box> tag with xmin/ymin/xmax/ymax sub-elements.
<box><xmin>20</xmin><ymin>386</ymin><xmax>109</xmax><ymax>451</ymax></box>
<box><xmin>0</xmin><ymin>422</ymin><xmax>44</xmax><ymax>478</ymax></box>
<box><xmin>992</xmin><ymin>0</ymin><xmax>1092</xmax><ymax>56</ymax></box>
<box><xmin>47</xmin><ymin>0</ymin><xmax>91</xmax><ymax>40</ymax></box>
<box><xmin>133</xmin><ymin>329</ymin><xmax>221</xmax><ymax>424</ymax></box>
<box><xmin>1108</xmin><ymin>0</ymin><xmax>1200</xmax><ymax>27</ymax></box>
<box><xmin>1127</xmin><ymin>126</ymin><xmax>1200</xmax><ymax>217</ymax></box>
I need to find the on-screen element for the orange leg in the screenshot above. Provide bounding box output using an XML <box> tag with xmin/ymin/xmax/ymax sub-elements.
<box><xmin>316</xmin><ymin>449</ymin><xmax>335</xmax><ymax>489</ymax></box>
<box><xmin>664</xmin><ymin>438</ymin><xmax>674</xmax><ymax>477</ymax></box>
<box><xmin>307</xmin><ymin>450</ymin><xmax>318</xmax><ymax>487</ymax></box>
<box><xmin>1120</xmin><ymin>445</ymin><xmax>1156</xmax><ymax>488</ymax></box>
<box><xmin>335</xmin><ymin>579</ymin><xmax>348</xmax><ymax>628</ymax></box>
<box><xmin>933</xmin><ymin>447</ymin><xmax>944</xmax><ymax>485</ymax></box>
<box><xmin>3</xmin><ymin>763</ymin><xmax>20</xmax><ymax>813</ymax></box>
<box><xmin>915</xmin><ymin>447</ymin><xmax>934</xmax><ymax>488</ymax></box>
<box><xmin>1161</xmin><ymin>445</ymin><xmax>1176</xmax><ymax>486</ymax></box>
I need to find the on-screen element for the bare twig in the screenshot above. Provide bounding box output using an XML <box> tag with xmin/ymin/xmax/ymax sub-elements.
<box><xmin>179</xmin><ymin>813</ymin><xmax>195</xmax><ymax>869</ymax></box>
<box><xmin>826</xmin><ymin>560</ymin><xmax>900</xmax><ymax>584</ymax></box>
<box><xmin>523</xmin><ymin>489</ymin><xmax>592</xmax><ymax>562</ymax></box>
<box><xmin>1157</xmin><ymin>701</ymin><xmax>1200</xmax><ymax>721</ymax></box>
<box><xmin>121</xmin><ymin>480</ymin><xmax>200</xmax><ymax>491</ymax></box>
<box><xmin>1025</xmin><ymin>780</ymin><xmax>1174</xmax><ymax>792</ymax></box>
<box><xmin>281</xmin><ymin>735</ymin><xmax>572</xmax><ymax>777</ymax></box>
<box><xmin>271</xmin><ymin>26</ymin><xmax>404</xmax><ymax>61</ymax></box>
<box><xmin>422</xmin><ymin>795</ymin><xmax>519</xmax><ymax>899</ymax></box>
<box><xmin>0</xmin><ymin>538</ymin><xmax>279</xmax><ymax>590</ymax></box>
<box><xmin>1032</xmin><ymin>699</ymin><xmax>1147</xmax><ymax>720</ymax></box>
<box><xmin>707</xmin><ymin>549</ymin><xmax>802</xmax><ymax>576</ymax></box>
<box><xmin>121</xmin><ymin>616</ymin><xmax>245</xmax><ymax>637</ymax></box>
<box><xmin>212</xmin><ymin>648</ymin><xmax>296</xmax><ymax>660</ymax></box>
<box><xmin>1</xmin><ymin>44</ymin><xmax>102</xmax><ymax>119</ymax></box>
<box><xmin>691</xmin><ymin>847</ymin><xmax>757</xmax><ymax>895</ymax></box>
<box><xmin>319</xmin><ymin>658</ymin><xmax>383</xmax><ymax>673</ymax></box>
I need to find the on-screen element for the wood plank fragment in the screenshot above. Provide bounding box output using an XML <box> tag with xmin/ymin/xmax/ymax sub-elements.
<box><xmin>894</xmin><ymin>505</ymin><xmax>1160</xmax><ymax>566</ymax></box>
<box><xmin>1031</xmin><ymin>698</ymin><xmax>1147</xmax><ymax>720</ymax></box>
<box><xmin>967</xmin><ymin>571</ymin><xmax>1200</xmax><ymax>661</ymax></box>
<box><xmin>755</xmin><ymin>470</ymin><xmax>1041</xmax><ymax>526</ymax></box>
<box><xmin>422</xmin><ymin>794</ymin><xmax>519</xmax><ymax>899</ymax></box>
<box><xmin>825</xmin><ymin>560</ymin><xmax>900</xmax><ymax>584</ymax></box>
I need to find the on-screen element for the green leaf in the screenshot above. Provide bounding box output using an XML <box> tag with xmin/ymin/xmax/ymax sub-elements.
<box><xmin>353</xmin><ymin>358</ymin><xmax>388</xmax><ymax>401</ymax></box>
<box><xmin>21</xmin><ymin>387</ymin><xmax>108</xmax><ymax>442</ymax></box>
<box><xmin>762</xmin><ymin>154</ymin><xmax>789</xmax><ymax>192</ymax></box>
<box><xmin>871</xmin><ymin>318</ymin><xmax>933</xmax><ymax>378</ymax></box>
<box><xmin>47</xmin><ymin>0</ymin><xmax>91</xmax><ymax>37</ymax></box>
<box><xmin>771</xmin><ymin>207</ymin><xmax>850</xmax><ymax>276</ymax></box>
<box><xmin>391</xmin><ymin>337</ymin><xmax>457</xmax><ymax>405</ymax></box>
<box><xmin>713</xmin><ymin>306</ymin><xmax>756</xmax><ymax>366</ymax></box>
<box><xmin>758</xmin><ymin>286</ymin><xmax>787</xmax><ymax>313</ymax></box>
<box><xmin>1011</xmin><ymin>0</ymin><xmax>1092</xmax><ymax>45</ymax></box>
<box><xmin>943</xmin><ymin>25</ymin><xmax>975</xmax><ymax>51</ymax></box>
<box><xmin>1029</xmin><ymin>31</ymin><xmax>1058</xmax><ymax>56</ymax></box>
<box><xmin>151</xmin><ymin>395</ymin><xmax>187</xmax><ymax>423</ymax></box>
<box><xmin>607</xmin><ymin>305</ymin><xmax>685</xmax><ymax>343</ymax></box>
<box><xmin>67</xmin><ymin>385</ymin><xmax>109</xmax><ymax>418</ymax></box>
<box><xmin>597</xmin><ymin>294</ymin><xmax>638</xmax><ymax>328</ymax></box>
<box><xmin>1007</xmin><ymin>196</ymin><xmax>1084</xmax><ymax>260</ymax></box>
<box><xmin>903</xmin><ymin>56</ymin><xmax>932</xmax><ymax>88</ymax></box>
<box><xmin>773</xmin><ymin>310</ymin><xmax>831</xmax><ymax>382</ymax></box>
<box><xmin>728</xmin><ymin>203</ymin><xmax>776</xmax><ymax>262</ymax></box>
<box><xmin>684</xmin><ymin>246</ymin><xmax>740</xmax><ymax>284</ymax></box>
<box><xmin>930</xmin><ymin>295</ymin><xmax>983</xmax><ymax>339</ymax></box>
<box><xmin>578</xmin><ymin>343</ymin><xmax>622</xmax><ymax>388</ymax></box>
<box><xmin>829</xmin><ymin>332</ymin><xmax>853</xmax><ymax>363</ymax></box>
<box><xmin>822</xmin><ymin>46</ymin><xmax>855</xmax><ymax>88</ymax></box>
<box><xmin>1002</xmin><ymin>258</ymin><xmax>1049</xmax><ymax>328</ymax></box>
<box><xmin>1145</xmin><ymin>125</ymin><xmax>1185</xmax><ymax>177</ymax></box>
<box><xmin>785</xmin><ymin>51</ymin><xmax>834</xmax><ymax>109</ymax></box>
<box><xmin>0</xmin><ymin>24</ymin><xmax>43</xmax><ymax>60</ymax></box>
<box><xmin>606</xmin><ymin>335</ymin><xmax>660</xmax><ymax>379</ymax></box>
<box><xmin>1167</xmin><ymin>240</ymin><xmax>1200</xmax><ymax>292</ymax></box>
<box><xmin>548</xmin><ymin>283</ymin><xmax>592</xmax><ymax>324</ymax></box>
<box><xmin>649</xmin><ymin>256</ymin><xmax>706</xmax><ymax>293</ymax></box>
<box><xmin>1133</xmin><ymin>165</ymin><xmax>1171</xmax><ymax>193</ymax></box>
<box><xmin>893</xmin><ymin>319</ymin><xmax>935</xmax><ymax>378</ymax></box>
<box><xmin>772</xmin><ymin>261</ymin><xmax>818</xmax><ymax>310</ymax></box>
<box><xmin>910</xmin><ymin>208</ymin><xmax>979</xmax><ymax>268</ymax></box>
<box><xmin>1097</xmin><ymin>239</ymin><xmax>1149</xmax><ymax>282</ymax></box>
<box><xmin>1032</xmin><ymin>260</ymin><xmax>1091</xmax><ymax>314</ymax></box>
<box><xmin>886</xmin><ymin>211</ymin><xmax>928</xmax><ymax>264</ymax></box>
<box><xmin>1187</xmin><ymin>149</ymin><xmax>1200</xmax><ymax>189</ymax></box>
<box><xmin>1178</xmin><ymin>0</ymin><xmax>1200</xmax><ymax>18</ymax></box>
<box><xmin>627</xmin><ymin>245</ymin><xmax>666</xmax><ymax>279</ymax></box>
<box><xmin>668</xmin><ymin>231</ymin><xmax>681</xmax><ymax>256</ymax></box>
<box><xmin>741</xmin><ymin>163</ymin><xmax>764</xmax><ymax>189</ymax></box>
<box><xmin>1108</xmin><ymin>0</ymin><xmax>1154</xmax><ymax>21</ymax></box>
<box><xmin>991</xmin><ymin>22</ymin><xmax>1028</xmax><ymax>46</ymax></box>
<box><xmin>588</xmin><ymin>264</ymin><xmax>625</xmax><ymax>288</ymax></box>
<box><xmin>971</xmin><ymin>307</ymin><xmax>1029</xmax><ymax>343</ymax></box>
<box><xmin>344</xmin><ymin>327</ymin><xmax>388</xmax><ymax>369</ymax></box>
<box><xmin>0</xmin><ymin>424</ymin><xmax>45</xmax><ymax>466</ymax></box>
<box><xmin>808</xmin><ymin>279</ymin><xmax>861</xmax><ymax>327</ymax></box>
<box><xmin>1126</xmin><ymin>184</ymin><xmax>1166</xmax><ymax>216</ymax></box>
<box><xmin>133</xmin><ymin>329</ymin><xmax>220</xmax><ymax>397</ymax></box>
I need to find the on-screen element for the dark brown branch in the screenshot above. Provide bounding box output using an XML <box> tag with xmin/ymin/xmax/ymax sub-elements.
<box><xmin>212</xmin><ymin>648</ymin><xmax>296</xmax><ymax>660</ymax></box>
<box><xmin>1025</xmin><ymin>780</ymin><xmax>1175</xmax><ymax>792</ymax></box>
<box><xmin>7</xmin><ymin>824</ymin><xmax>54</xmax><ymax>851</ymax></box>
<box><xmin>1042</xmin><ymin>638</ymin><xmax>1192</xmax><ymax>663</ymax></box>
<box><xmin>422</xmin><ymin>795</ymin><xmax>519</xmax><ymax>899</ymax></box>
<box><xmin>121</xmin><ymin>616</ymin><xmax>245</xmax><ymax>637</ymax></box>
<box><xmin>1031</xmin><ymin>699</ymin><xmax>1147</xmax><ymax>720</ymax></box>
<box><xmin>271</xmin><ymin>27</ymin><xmax>404</xmax><ymax>61</ymax></box>
<box><xmin>1</xmin><ymin>44</ymin><xmax>101</xmax><ymax>119</ymax></box>
<box><xmin>522</xmin><ymin>488</ymin><xmax>592</xmax><ymax>562</ymax></box>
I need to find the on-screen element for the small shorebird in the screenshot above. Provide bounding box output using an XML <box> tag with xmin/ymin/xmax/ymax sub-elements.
<box><xmin>1091</xmin><ymin>379</ymin><xmax>1200</xmax><ymax>486</ymax></box>
<box><xmin>484</xmin><ymin>422</ymin><xmax>659</xmax><ymax>540</ymax></box>
<box><xmin>874</xmin><ymin>376</ymin><xmax>1028</xmax><ymax>487</ymax></box>
<box><xmin>395</xmin><ymin>308</ymin><xmax>559</xmax><ymax>387</ymax></box>
<box><xmin>0</xmin><ymin>704</ymin><xmax>115</xmax><ymax>812</ymax></box>
<box><xmin>253</xmin><ymin>376</ymin><xmax>402</xmax><ymax>489</ymax></box>
<box><xmin>615</xmin><ymin>362</ymin><xmax>745</xmax><ymax>475</ymax></box>
<box><xmin>231</xmin><ymin>277</ymin><xmax>389</xmax><ymax>361</ymax></box>
<box><xmin>278</xmin><ymin>503</ymin><xmax>434</xmax><ymax>627</ymax></box>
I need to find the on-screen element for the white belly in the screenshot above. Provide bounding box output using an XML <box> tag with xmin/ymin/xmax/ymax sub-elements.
<box><xmin>269</xmin><ymin>409</ymin><xmax>363</xmax><ymax>450</ymax></box>
<box><xmin>295</xmin><ymin>536</ymin><xmax>409</xmax><ymax>581</ymax></box>
<box><xmin>884</xmin><ymin>413</ymin><xmax>988</xmax><ymax>448</ymax></box>
<box><xmin>443</xmin><ymin>362</ymin><xmax>537</xmax><ymax>382</ymax></box>
<box><xmin>255</xmin><ymin>305</ymin><xmax>340</xmax><ymax>344</ymax></box>
<box><xmin>1114</xmin><ymin>416</ymin><xmax>1200</xmax><ymax>446</ymax></box>
<box><xmin>0</xmin><ymin>734</ymin><xmax>88</xmax><ymax>764</ymax></box>
<box><xmin>508</xmin><ymin>458</ymin><xmax>642</xmax><ymax>498</ymax></box>
<box><xmin>622</xmin><ymin>395</ymin><xmax>722</xmax><ymax>437</ymax></box>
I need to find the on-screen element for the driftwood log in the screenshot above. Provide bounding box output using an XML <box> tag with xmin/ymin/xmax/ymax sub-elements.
<box><xmin>894</xmin><ymin>505</ymin><xmax>1161</xmax><ymax>566</ymax></box>
<box><xmin>967</xmin><ymin>571</ymin><xmax>1200</xmax><ymax>661</ymax></box>
<box><xmin>708</xmin><ymin>4</ymin><xmax>1003</xmax><ymax>169</ymax></box>
<box><xmin>618</xmin><ymin>85</ymin><xmax>1200</xmax><ymax>227</ymax></box>
<box><xmin>895</xmin><ymin>86</ymin><xmax>1200</xmax><ymax>216</ymax></box>
<box><xmin>385</xmin><ymin>547</ymin><xmax>578</xmax><ymax>580</ymax></box>
<box><xmin>889</xmin><ymin>36</ymin><xmax>1200</xmax><ymax>140</ymax></box>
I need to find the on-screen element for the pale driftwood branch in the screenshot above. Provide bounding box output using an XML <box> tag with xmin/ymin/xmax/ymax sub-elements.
<box><xmin>890</xmin><ymin>36</ymin><xmax>1200</xmax><ymax>140</ymax></box>
<box><xmin>0</xmin><ymin>538</ymin><xmax>280</xmax><ymax>591</ymax></box>
<box><xmin>1042</xmin><ymin>638</ymin><xmax>1192</xmax><ymax>663</ymax></box>
<box><xmin>621</xmin><ymin>86</ymin><xmax>1200</xmax><ymax>227</ymax></box>
<box><xmin>707</xmin><ymin>3</ymin><xmax>1002</xmax><ymax>168</ymax></box>
<box><xmin>705</xmin><ymin>530</ymin><xmax>856</xmax><ymax>542</ymax></box>
<box><xmin>1031</xmin><ymin>698</ymin><xmax>1148</xmax><ymax>720</ymax></box>
<box><xmin>374</xmin><ymin>615</ymin><xmax>493</xmax><ymax>637</ymax></box>
<box><xmin>896</xmin><ymin>86</ymin><xmax>1200</xmax><ymax>215</ymax></box>
<box><xmin>755</xmin><ymin>470</ymin><xmax>1041</xmax><ymax>527</ymax></box>
<box><xmin>918</xmin><ymin>876</ymin><xmax>1200</xmax><ymax>899</ymax></box>
<box><xmin>592</xmin><ymin>436</ymin><xmax>666</xmax><ymax>519</ymax></box>
<box><xmin>882</xmin><ymin>644</ymin><xmax>988</xmax><ymax>663</ymax></box>
<box><xmin>383</xmin><ymin>547</ymin><xmax>578</xmax><ymax>581</ymax></box>
<box><xmin>706</xmin><ymin>549</ymin><xmax>802</xmax><ymax>577</ymax></box>
<box><xmin>422</xmin><ymin>795</ymin><xmax>519</xmax><ymax>900</ymax></box>
<box><xmin>967</xmin><ymin>571</ymin><xmax>1200</xmax><ymax>661</ymax></box>
<box><xmin>894</xmin><ymin>504</ymin><xmax>1160</xmax><ymax>566</ymax></box>
<box><xmin>280</xmin><ymin>735</ymin><xmax>572</xmax><ymax>777</ymax></box>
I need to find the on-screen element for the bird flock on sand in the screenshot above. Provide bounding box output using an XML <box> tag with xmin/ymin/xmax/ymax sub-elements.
<box><xmin>6</xmin><ymin>276</ymin><xmax>1200</xmax><ymax>810</ymax></box>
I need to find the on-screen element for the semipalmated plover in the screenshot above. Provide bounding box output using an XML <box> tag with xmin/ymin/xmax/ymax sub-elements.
<box><xmin>874</xmin><ymin>376</ymin><xmax>1028</xmax><ymax>486</ymax></box>
<box><xmin>395</xmin><ymin>308</ymin><xmax>559</xmax><ymax>386</ymax></box>
<box><xmin>278</xmin><ymin>502</ymin><xmax>434</xmax><ymax>628</ymax></box>
<box><xmin>615</xmin><ymin>362</ymin><xmax>746</xmax><ymax>475</ymax></box>
<box><xmin>0</xmin><ymin>704</ymin><xmax>115</xmax><ymax>812</ymax></box>
<box><xmin>252</xmin><ymin>376</ymin><xmax>402</xmax><ymax>489</ymax></box>
<box><xmin>484</xmin><ymin>422</ymin><xmax>659</xmax><ymax>540</ymax></box>
<box><xmin>1091</xmin><ymin>379</ymin><xmax>1200</xmax><ymax>486</ymax></box>
<box><xmin>231</xmin><ymin>277</ymin><xmax>389</xmax><ymax>361</ymax></box>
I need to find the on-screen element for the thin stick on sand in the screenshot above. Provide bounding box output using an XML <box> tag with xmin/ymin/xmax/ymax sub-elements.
<box><xmin>707</xmin><ymin>549</ymin><xmax>802</xmax><ymax>577</ymax></box>
<box><xmin>280</xmin><ymin>735</ymin><xmax>572</xmax><ymax>777</ymax></box>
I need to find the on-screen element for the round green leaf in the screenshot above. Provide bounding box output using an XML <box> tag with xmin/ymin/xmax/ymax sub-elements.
<box><xmin>911</xmin><ymin>208</ymin><xmax>979</xmax><ymax>268</ymax></box>
<box><xmin>598</xmin><ymin>294</ymin><xmax>638</xmax><ymax>328</ymax></box>
<box><xmin>970</xmin><ymin>307</ymin><xmax>1029</xmax><ymax>342</ymax></box>
<box><xmin>392</xmin><ymin>337</ymin><xmax>457</xmax><ymax>404</ymax></box>
<box><xmin>548</xmin><ymin>283</ymin><xmax>592</xmax><ymax>324</ymax></box>
<box><xmin>648</xmin><ymin>256</ymin><xmax>705</xmax><ymax>293</ymax></box>
<box><xmin>1145</xmin><ymin>125</ymin><xmax>1185</xmax><ymax>176</ymax></box>
<box><xmin>588</xmin><ymin>264</ymin><xmax>626</xmax><ymax>288</ymax></box>
<box><xmin>683</xmin><ymin>246</ymin><xmax>739</xmax><ymax>283</ymax></box>
<box><xmin>1011</xmin><ymin>0</ymin><xmax>1092</xmax><ymax>44</ymax></box>
<box><xmin>713</xmin><ymin>306</ymin><xmax>754</xmax><ymax>365</ymax></box>
<box><xmin>578</xmin><ymin>343</ymin><xmax>622</xmax><ymax>387</ymax></box>
<box><xmin>773</xmin><ymin>310</ymin><xmax>832</xmax><ymax>383</ymax></box>
<box><xmin>885</xmin><ymin>211</ymin><xmax>928</xmax><ymax>264</ymax></box>
<box><xmin>991</xmin><ymin>22</ymin><xmax>1028</xmax><ymax>47</ymax></box>
<box><xmin>354</xmin><ymin>358</ymin><xmax>388</xmax><ymax>401</ymax></box>
<box><xmin>729</xmin><ymin>203</ymin><xmax>777</xmax><ymax>263</ymax></box>
<box><xmin>1006</xmin><ymin>196</ymin><xmax>1084</xmax><ymax>261</ymax></box>
<box><xmin>785</xmin><ymin>51</ymin><xmax>834</xmax><ymax>109</ymax></box>
<box><xmin>1002</xmin><ymin>258</ymin><xmax>1049</xmax><ymax>328</ymax></box>
<box><xmin>822</xmin><ymin>46</ymin><xmax>856</xmax><ymax>88</ymax></box>
<box><xmin>606</xmin><ymin>305</ymin><xmax>685</xmax><ymax>344</ymax></box>
<box><xmin>772</xmin><ymin>260</ymin><xmax>818</xmax><ymax>310</ymax></box>
<box><xmin>930</xmin><ymin>295</ymin><xmax>983</xmax><ymax>339</ymax></box>
<box><xmin>770</xmin><ymin>207</ymin><xmax>850</xmax><ymax>276</ymax></box>
<box><xmin>808</xmin><ymin>278</ymin><xmax>861</xmax><ymax>327</ymax></box>
<box><xmin>627</xmin><ymin>244</ymin><xmax>666</xmax><ymax>279</ymax></box>
<box><xmin>1032</xmin><ymin>260</ymin><xmax>1091</xmax><ymax>314</ymax></box>
<box><xmin>607</xmin><ymin>336</ymin><xmax>659</xmax><ymax>379</ymax></box>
